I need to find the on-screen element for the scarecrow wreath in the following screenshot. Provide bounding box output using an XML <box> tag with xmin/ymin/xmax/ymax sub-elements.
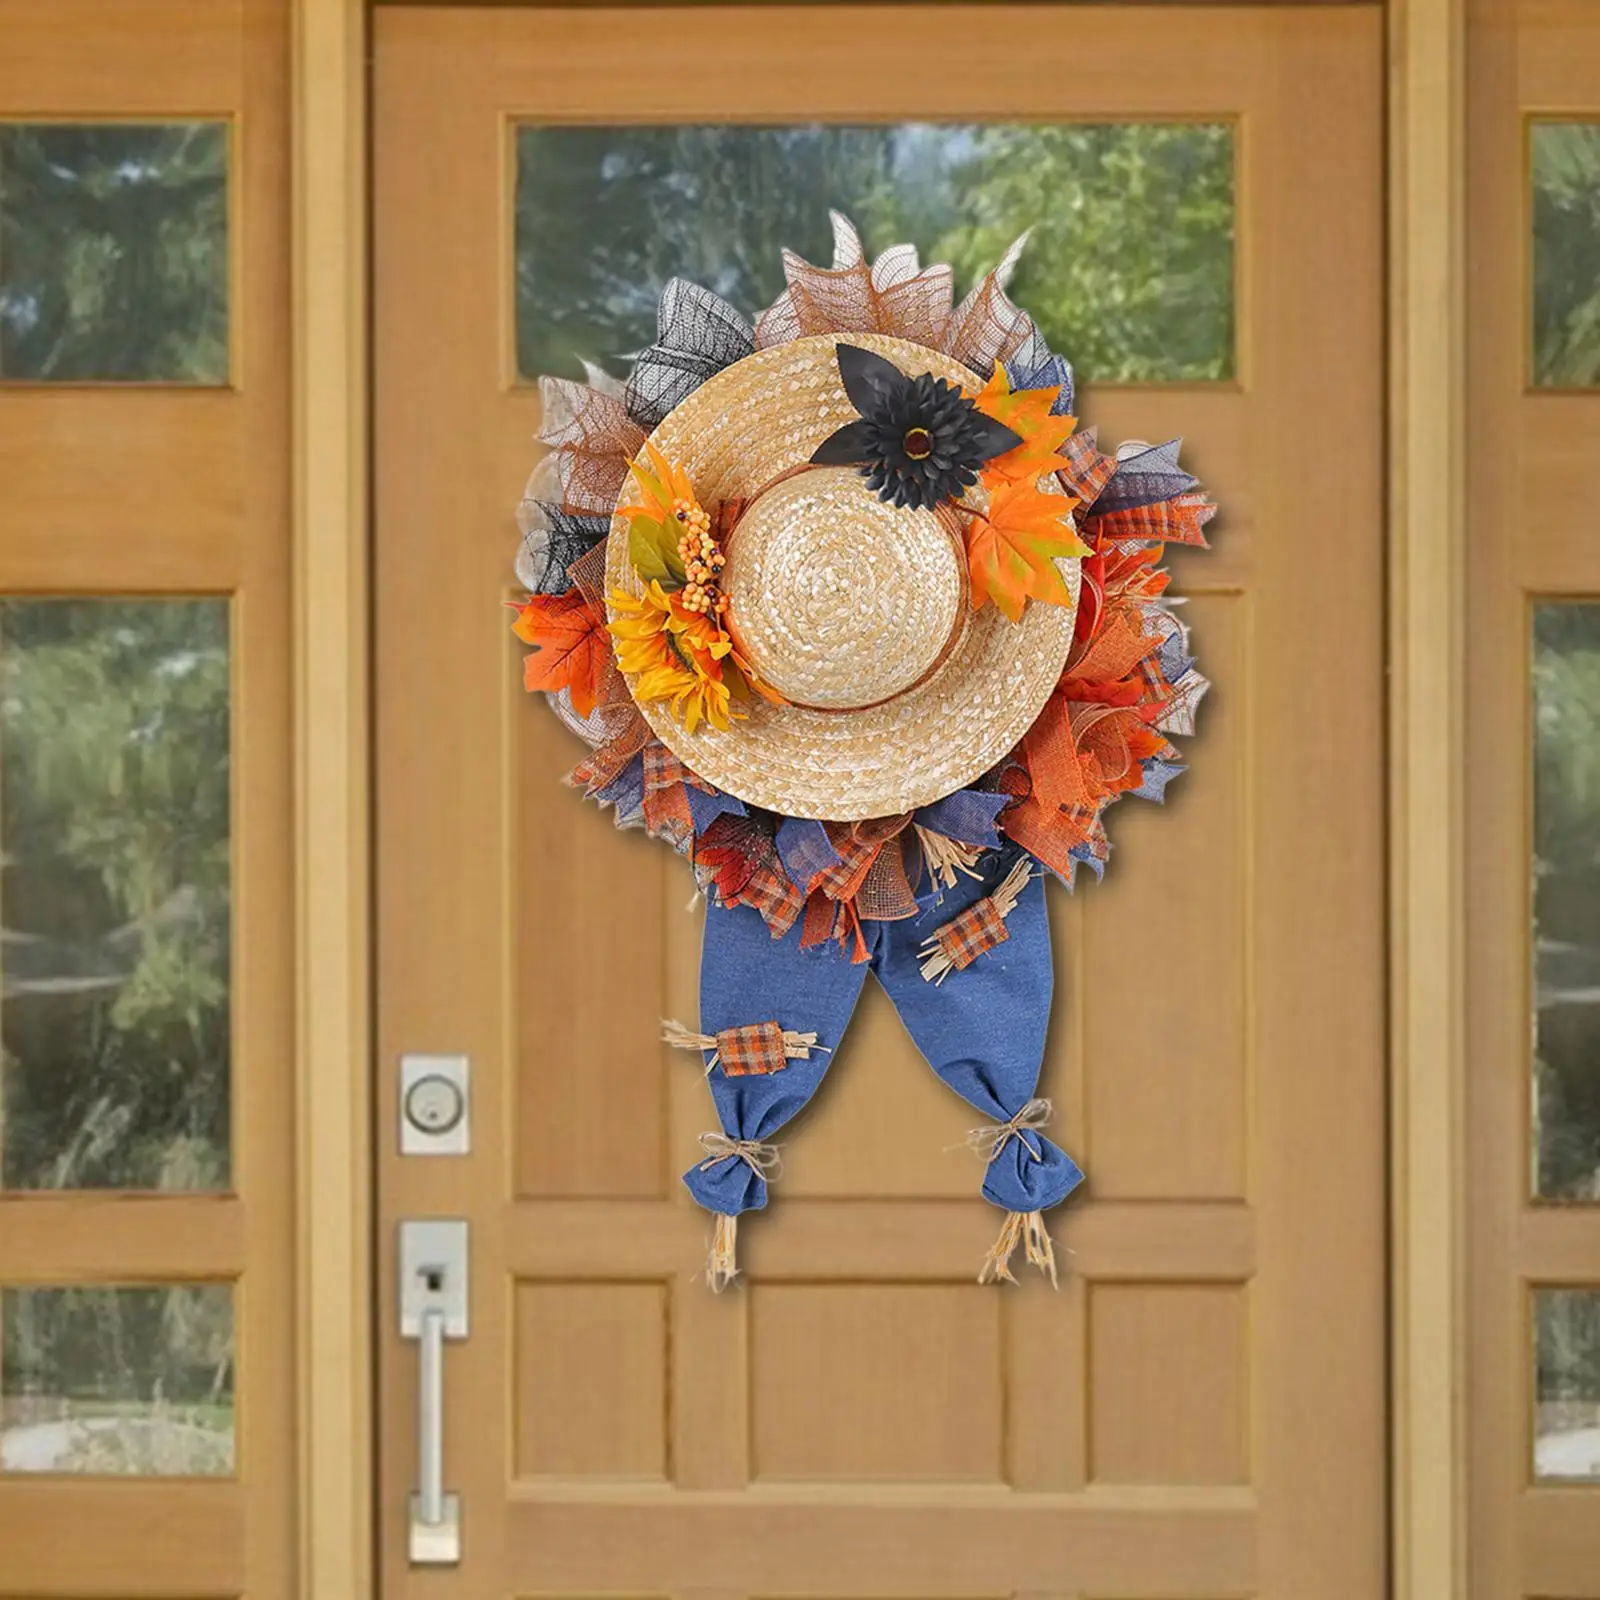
<box><xmin>512</xmin><ymin>215</ymin><xmax>1213</xmax><ymax>1288</ymax></box>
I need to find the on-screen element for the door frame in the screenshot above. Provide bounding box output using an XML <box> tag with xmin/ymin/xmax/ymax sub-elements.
<box><xmin>287</xmin><ymin>3</ymin><xmax>1471</xmax><ymax>1596</ymax></box>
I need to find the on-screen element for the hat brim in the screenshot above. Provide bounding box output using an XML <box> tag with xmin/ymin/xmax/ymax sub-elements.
<box><xmin>604</xmin><ymin>332</ymin><xmax>1080</xmax><ymax>821</ymax></box>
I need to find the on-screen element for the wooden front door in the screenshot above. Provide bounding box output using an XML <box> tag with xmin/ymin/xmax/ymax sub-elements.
<box><xmin>373</xmin><ymin>7</ymin><xmax>1386</xmax><ymax>1597</ymax></box>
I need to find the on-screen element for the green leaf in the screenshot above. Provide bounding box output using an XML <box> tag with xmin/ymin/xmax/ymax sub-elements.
<box><xmin>628</xmin><ymin>515</ymin><xmax>687</xmax><ymax>586</ymax></box>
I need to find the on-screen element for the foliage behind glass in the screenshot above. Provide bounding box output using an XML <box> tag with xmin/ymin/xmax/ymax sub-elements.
<box><xmin>1535</xmin><ymin>1287</ymin><xmax>1600</xmax><ymax>1480</ymax></box>
<box><xmin>0</xmin><ymin>122</ymin><xmax>228</xmax><ymax>382</ymax></box>
<box><xmin>0</xmin><ymin>600</ymin><xmax>230</xmax><ymax>1191</ymax></box>
<box><xmin>515</xmin><ymin>123</ymin><xmax>1234</xmax><ymax>388</ymax></box>
<box><xmin>1533</xmin><ymin>603</ymin><xmax>1600</xmax><ymax>1201</ymax></box>
<box><xmin>1532</xmin><ymin>122</ymin><xmax>1600</xmax><ymax>388</ymax></box>
<box><xmin>1</xmin><ymin>1285</ymin><xmax>234</xmax><ymax>1476</ymax></box>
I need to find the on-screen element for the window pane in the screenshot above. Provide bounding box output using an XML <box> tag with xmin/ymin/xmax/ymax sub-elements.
<box><xmin>1535</xmin><ymin>1287</ymin><xmax>1600</xmax><ymax>1480</ymax></box>
<box><xmin>1532</xmin><ymin>121</ymin><xmax>1600</xmax><ymax>388</ymax></box>
<box><xmin>0</xmin><ymin>600</ymin><xmax>230</xmax><ymax>1191</ymax></box>
<box><xmin>514</xmin><ymin>123</ymin><xmax>1234</xmax><ymax>387</ymax></box>
<box><xmin>1533</xmin><ymin>604</ymin><xmax>1600</xmax><ymax>1200</ymax></box>
<box><xmin>0</xmin><ymin>1285</ymin><xmax>233</xmax><ymax>1476</ymax></box>
<box><xmin>0</xmin><ymin>122</ymin><xmax>228</xmax><ymax>382</ymax></box>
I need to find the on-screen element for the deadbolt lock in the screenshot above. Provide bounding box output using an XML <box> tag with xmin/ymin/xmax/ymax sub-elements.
<box><xmin>399</xmin><ymin>1054</ymin><xmax>470</xmax><ymax>1154</ymax></box>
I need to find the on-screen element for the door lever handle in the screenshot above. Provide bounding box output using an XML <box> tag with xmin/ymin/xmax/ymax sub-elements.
<box><xmin>400</xmin><ymin>1221</ymin><xmax>468</xmax><ymax>1565</ymax></box>
<box><xmin>416</xmin><ymin>1305</ymin><xmax>446</xmax><ymax>1529</ymax></box>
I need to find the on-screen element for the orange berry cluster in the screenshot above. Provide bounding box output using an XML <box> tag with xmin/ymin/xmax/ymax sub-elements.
<box><xmin>674</xmin><ymin>498</ymin><xmax>727</xmax><ymax>615</ymax></box>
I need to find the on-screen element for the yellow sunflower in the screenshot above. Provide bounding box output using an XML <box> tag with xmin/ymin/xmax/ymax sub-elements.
<box><xmin>608</xmin><ymin>582</ymin><xmax>738</xmax><ymax>733</ymax></box>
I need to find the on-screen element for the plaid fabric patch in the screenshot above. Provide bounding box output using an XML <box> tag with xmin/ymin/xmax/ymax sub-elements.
<box><xmin>730</xmin><ymin>856</ymin><xmax>806</xmax><ymax>937</ymax></box>
<box><xmin>716</xmin><ymin>1020</ymin><xmax>789</xmax><ymax>1076</ymax></box>
<box><xmin>932</xmin><ymin>895</ymin><xmax>1012</xmax><ymax>973</ymax></box>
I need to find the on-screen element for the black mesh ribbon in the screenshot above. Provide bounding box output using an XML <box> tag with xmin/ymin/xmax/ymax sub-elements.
<box><xmin>625</xmin><ymin>278</ymin><xmax>754</xmax><ymax>430</ymax></box>
<box><xmin>515</xmin><ymin>501</ymin><xmax>609</xmax><ymax>596</ymax></box>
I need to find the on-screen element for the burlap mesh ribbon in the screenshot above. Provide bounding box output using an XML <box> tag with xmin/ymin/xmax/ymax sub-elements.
<box><xmin>534</xmin><ymin>377</ymin><xmax>645</xmax><ymax>515</ymax></box>
<box><xmin>753</xmin><ymin>213</ymin><xmax>1038</xmax><ymax>380</ymax></box>
<box><xmin>626</xmin><ymin>278</ymin><xmax>755</xmax><ymax>430</ymax></box>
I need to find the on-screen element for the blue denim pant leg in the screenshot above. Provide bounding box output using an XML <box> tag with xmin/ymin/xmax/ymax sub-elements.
<box><xmin>684</xmin><ymin>898</ymin><xmax>871</xmax><ymax>1216</ymax></box>
<box><xmin>875</xmin><ymin>855</ymin><xmax>1084</xmax><ymax>1213</ymax></box>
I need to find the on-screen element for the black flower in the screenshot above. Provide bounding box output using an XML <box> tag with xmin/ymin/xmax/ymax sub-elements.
<box><xmin>810</xmin><ymin>344</ymin><xmax>1022</xmax><ymax>511</ymax></box>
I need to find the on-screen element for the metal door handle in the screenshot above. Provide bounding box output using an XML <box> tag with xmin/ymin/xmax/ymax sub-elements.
<box><xmin>401</xmin><ymin>1220</ymin><xmax>468</xmax><ymax>1565</ymax></box>
<box><xmin>417</xmin><ymin>1306</ymin><xmax>446</xmax><ymax>1527</ymax></box>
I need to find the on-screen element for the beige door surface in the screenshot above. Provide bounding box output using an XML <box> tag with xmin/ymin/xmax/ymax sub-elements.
<box><xmin>374</xmin><ymin>8</ymin><xmax>1385</xmax><ymax>1597</ymax></box>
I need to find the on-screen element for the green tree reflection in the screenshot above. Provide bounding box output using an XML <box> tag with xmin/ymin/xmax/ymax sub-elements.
<box><xmin>1532</xmin><ymin>122</ymin><xmax>1600</xmax><ymax>387</ymax></box>
<box><xmin>1534</xmin><ymin>604</ymin><xmax>1600</xmax><ymax>1204</ymax></box>
<box><xmin>0</xmin><ymin>601</ymin><xmax>230</xmax><ymax>1193</ymax></box>
<box><xmin>515</xmin><ymin>123</ymin><xmax>1234</xmax><ymax>386</ymax></box>
<box><xmin>0</xmin><ymin>123</ymin><xmax>228</xmax><ymax>382</ymax></box>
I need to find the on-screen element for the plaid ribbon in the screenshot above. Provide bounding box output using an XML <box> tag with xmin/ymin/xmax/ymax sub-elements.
<box><xmin>641</xmin><ymin>741</ymin><xmax>695</xmax><ymax>842</ymax></box>
<box><xmin>567</xmin><ymin>715</ymin><xmax>652</xmax><ymax>796</ymax></box>
<box><xmin>929</xmin><ymin>894</ymin><xmax>1011</xmax><ymax>974</ymax></box>
<box><xmin>810</xmin><ymin>832</ymin><xmax>888</xmax><ymax>902</ymax></box>
<box><xmin>715</xmin><ymin>1021</ymin><xmax>790</xmax><ymax>1077</ymax></box>
<box><xmin>729</xmin><ymin>856</ymin><xmax>807</xmax><ymax>937</ymax></box>
<box><xmin>1056</xmin><ymin>429</ymin><xmax>1118</xmax><ymax>509</ymax></box>
<box><xmin>1089</xmin><ymin>493</ymin><xmax>1215</xmax><ymax>549</ymax></box>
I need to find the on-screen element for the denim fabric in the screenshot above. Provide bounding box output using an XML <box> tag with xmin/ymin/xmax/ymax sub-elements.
<box><xmin>683</xmin><ymin>849</ymin><xmax>1085</xmax><ymax>1217</ymax></box>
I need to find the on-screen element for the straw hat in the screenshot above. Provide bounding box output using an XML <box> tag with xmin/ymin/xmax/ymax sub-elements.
<box><xmin>604</xmin><ymin>332</ymin><xmax>1080</xmax><ymax>820</ymax></box>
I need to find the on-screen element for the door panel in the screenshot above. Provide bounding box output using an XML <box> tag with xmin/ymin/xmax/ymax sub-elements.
<box><xmin>375</xmin><ymin>8</ymin><xmax>1384</xmax><ymax>1597</ymax></box>
<box><xmin>1468</xmin><ymin>1</ymin><xmax>1600</xmax><ymax>1592</ymax></box>
<box><xmin>0</xmin><ymin>2</ymin><xmax>295</xmax><ymax>1594</ymax></box>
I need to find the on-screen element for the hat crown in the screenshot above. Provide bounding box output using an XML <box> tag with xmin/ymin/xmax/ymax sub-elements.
<box><xmin>722</xmin><ymin>467</ymin><xmax>966</xmax><ymax>711</ymax></box>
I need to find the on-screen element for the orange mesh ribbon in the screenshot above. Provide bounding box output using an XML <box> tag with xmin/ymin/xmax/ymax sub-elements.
<box><xmin>754</xmin><ymin>214</ymin><xmax>1035</xmax><ymax>375</ymax></box>
<box><xmin>854</xmin><ymin>834</ymin><xmax>920</xmax><ymax>922</ymax></box>
<box><xmin>536</xmin><ymin>378</ymin><xmax>645</xmax><ymax>516</ymax></box>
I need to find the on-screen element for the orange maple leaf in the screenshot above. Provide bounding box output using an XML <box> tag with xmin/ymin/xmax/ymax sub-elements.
<box><xmin>511</xmin><ymin>590</ymin><xmax>610</xmax><ymax>717</ymax></box>
<box><xmin>969</xmin><ymin>368</ymin><xmax>1077</xmax><ymax>484</ymax></box>
<box><xmin>620</xmin><ymin>440</ymin><xmax>698</xmax><ymax>521</ymax></box>
<box><xmin>964</xmin><ymin>478</ymin><xmax>1089</xmax><ymax>623</ymax></box>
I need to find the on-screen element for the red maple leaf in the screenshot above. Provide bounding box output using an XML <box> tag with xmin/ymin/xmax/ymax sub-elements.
<box><xmin>692</xmin><ymin>813</ymin><xmax>770</xmax><ymax>900</ymax></box>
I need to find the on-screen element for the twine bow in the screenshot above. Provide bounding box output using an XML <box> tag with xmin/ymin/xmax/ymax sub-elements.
<box><xmin>956</xmin><ymin>1097</ymin><xmax>1052</xmax><ymax>1165</ymax></box>
<box><xmin>697</xmin><ymin>1131</ymin><xmax>783</xmax><ymax>1181</ymax></box>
